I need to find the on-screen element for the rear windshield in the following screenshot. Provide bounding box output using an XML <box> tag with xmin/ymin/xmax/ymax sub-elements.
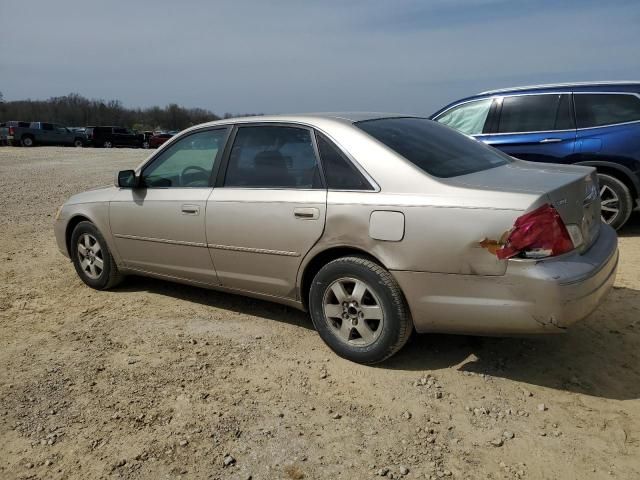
<box><xmin>356</xmin><ymin>117</ymin><xmax>509</xmax><ymax>178</ymax></box>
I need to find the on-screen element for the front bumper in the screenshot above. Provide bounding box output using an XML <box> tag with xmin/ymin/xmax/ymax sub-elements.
<box><xmin>54</xmin><ymin>217</ymin><xmax>70</xmax><ymax>258</ymax></box>
<box><xmin>392</xmin><ymin>224</ymin><xmax>618</xmax><ymax>335</ymax></box>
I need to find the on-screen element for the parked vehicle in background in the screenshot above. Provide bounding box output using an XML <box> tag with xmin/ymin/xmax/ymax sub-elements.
<box><xmin>431</xmin><ymin>81</ymin><xmax>640</xmax><ymax>229</ymax></box>
<box><xmin>0</xmin><ymin>121</ymin><xmax>86</xmax><ymax>147</ymax></box>
<box><xmin>149</xmin><ymin>132</ymin><xmax>175</xmax><ymax>148</ymax></box>
<box><xmin>85</xmin><ymin>126</ymin><xmax>146</xmax><ymax>148</ymax></box>
<box><xmin>1</xmin><ymin>121</ymin><xmax>30</xmax><ymax>145</ymax></box>
<box><xmin>54</xmin><ymin>113</ymin><xmax>617</xmax><ymax>364</ymax></box>
<box><xmin>141</xmin><ymin>131</ymin><xmax>154</xmax><ymax>149</ymax></box>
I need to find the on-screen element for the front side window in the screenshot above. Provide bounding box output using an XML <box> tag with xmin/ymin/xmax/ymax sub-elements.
<box><xmin>435</xmin><ymin>98</ymin><xmax>493</xmax><ymax>135</ymax></box>
<box><xmin>224</xmin><ymin>126</ymin><xmax>321</xmax><ymax>189</ymax></box>
<box><xmin>315</xmin><ymin>132</ymin><xmax>373</xmax><ymax>190</ymax></box>
<box><xmin>142</xmin><ymin>128</ymin><xmax>227</xmax><ymax>188</ymax></box>
<box><xmin>356</xmin><ymin>117</ymin><xmax>509</xmax><ymax>178</ymax></box>
<box><xmin>575</xmin><ymin>93</ymin><xmax>640</xmax><ymax>128</ymax></box>
<box><xmin>498</xmin><ymin>94</ymin><xmax>573</xmax><ymax>133</ymax></box>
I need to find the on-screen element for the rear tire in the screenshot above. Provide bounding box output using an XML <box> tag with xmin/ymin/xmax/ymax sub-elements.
<box><xmin>309</xmin><ymin>256</ymin><xmax>412</xmax><ymax>364</ymax></box>
<box><xmin>21</xmin><ymin>136</ymin><xmax>34</xmax><ymax>147</ymax></box>
<box><xmin>74</xmin><ymin>138</ymin><xmax>84</xmax><ymax>147</ymax></box>
<box><xmin>70</xmin><ymin>221</ymin><xmax>123</xmax><ymax>290</ymax></box>
<box><xmin>598</xmin><ymin>173</ymin><xmax>632</xmax><ymax>230</ymax></box>
<box><xmin>103</xmin><ymin>140</ymin><xmax>113</xmax><ymax>148</ymax></box>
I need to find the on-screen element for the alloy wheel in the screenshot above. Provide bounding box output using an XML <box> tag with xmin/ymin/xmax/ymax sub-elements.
<box><xmin>322</xmin><ymin>277</ymin><xmax>384</xmax><ymax>346</ymax></box>
<box><xmin>77</xmin><ymin>233</ymin><xmax>104</xmax><ymax>280</ymax></box>
<box><xmin>600</xmin><ymin>184</ymin><xmax>620</xmax><ymax>224</ymax></box>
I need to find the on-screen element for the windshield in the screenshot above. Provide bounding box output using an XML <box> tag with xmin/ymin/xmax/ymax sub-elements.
<box><xmin>356</xmin><ymin>117</ymin><xmax>510</xmax><ymax>178</ymax></box>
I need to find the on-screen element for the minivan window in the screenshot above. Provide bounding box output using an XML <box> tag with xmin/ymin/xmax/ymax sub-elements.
<box><xmin>498</xmin><ymin>94</ymin><xmax>573</xmax><ymax>133</ymax></box>
<box><xmin>435</xmin><ymin>98</ymin><xmax>493</xmax><ymax>135</ymax></box>
<box><xmin>356</xmin><ymin>117</ymin><xmax>509</xmax><ymax>178</ymax></box>
<box><xmin>224</xmin><ymin>126</ymin><xmax>322</xmax><ymax>189</ymax></box>
<box><xmin>574</xmin><ymin>93</ymin><xmax>640</xmax><ymax>128</ymax></box>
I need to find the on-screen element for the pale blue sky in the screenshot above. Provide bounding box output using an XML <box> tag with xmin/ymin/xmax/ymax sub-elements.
<box><xmin>1</xmin><ymin>0</ymin><xmax>639</xmax><ymax>115</ymax></box>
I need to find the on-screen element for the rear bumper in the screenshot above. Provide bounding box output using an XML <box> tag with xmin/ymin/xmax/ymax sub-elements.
<box><xmin>392</xmin><ymin>224</ymin><xmax>618</xmax><ymax>335</ymax></box>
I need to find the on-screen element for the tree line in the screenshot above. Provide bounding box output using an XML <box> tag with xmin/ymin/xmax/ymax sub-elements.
<box><xmin>0</xmin><ymin>92</ymin><xmax>253</xmax><ymax>131</ymax></box>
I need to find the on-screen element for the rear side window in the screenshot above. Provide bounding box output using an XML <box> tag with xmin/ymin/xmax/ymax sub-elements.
<box><xmin>356</xmin><ymin>117</ymin><xmax>509</xmax><ymax>178</ymax></box>
<box><xmin>498</xmin><ymin>94</ymin><xmax>573</xmax><ymax>133</ymax></box>
<box><xmin>574</xmin><ymin>93</ymin><xmax>640</xmax><ymax>128</ymax></box>
<box><xmin>435</xmin><ymin>98</ymin><xmax>493</xmax><ymax>135</ymax></box>
<box><xmin>224</xmin><ymin>126</ymin><xmax>322</xmax><ymax>189</ymax></box>
<box><xmin>315</xmin><ymin>133</ymin><xmax>373</xmax><ymax>190</ymax></box>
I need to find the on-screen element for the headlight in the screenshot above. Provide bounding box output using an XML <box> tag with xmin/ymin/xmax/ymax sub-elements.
<box><xmin>54</xmin><ymin>205</ymin><xmax>64</xmax><ymax>221</ymax></box>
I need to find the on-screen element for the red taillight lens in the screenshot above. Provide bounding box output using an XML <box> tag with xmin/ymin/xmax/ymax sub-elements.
<box><xmin>8</xmin><ymin>127</ymin><xmax>15</xmax><ymax>135</ymax></box>
<box><xmin>496</xmin><ymin>204</ymin><xmax>574</xmax><ymax>260</ymax></box>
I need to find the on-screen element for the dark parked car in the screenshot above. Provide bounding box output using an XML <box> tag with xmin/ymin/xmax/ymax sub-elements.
<box><xmin>431</xmin><ymin>81</ymin><xmax>640</xmax><ymax>229</ymax></box>
<box><xmin>149</xmin><ymin>132</ymin><xmax>175</xmax><ymax>148</ymax></box>
<box><xmin>85</xmin><ymin>126</ymin><xmax>147</xmax><ymax>149</ymax></box>
<box><xmin>0</xmin><ymin>121</ymin><xmax>86</xmax><ymax>147</ymax></box>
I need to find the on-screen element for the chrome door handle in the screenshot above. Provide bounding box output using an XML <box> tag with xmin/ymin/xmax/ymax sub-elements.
<box><xmin>539</xmin><ymin>138</ymin><xmax>562</xmax><ymax>143</ymax></box>
<box><xmin>294</xmin><ymin>207</ymin><xmax>319</xmax><ymax>220</ymax></box>
<box><xmin>181</xmin><ymin>204</ymin><xmax>200</xmax><ymax>215</ymax></box>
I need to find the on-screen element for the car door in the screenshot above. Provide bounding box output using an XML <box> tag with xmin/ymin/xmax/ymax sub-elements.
<box><xmin>39</xmin><ymin>122</ymin><xmax>56</xmax><ymax>144</ymax></box>
<box><xmin>109</xmin><ymin>127</ymin><xmax>230</xmax><ymax>284</ymax></box>
<box><xmin>206</xmin><ymin>124</ymin><xmax>327</xmax><ymax>299</ymax></box>
<box><xmin>476</xmin><ymin>93</ymin><xmax>577</xmax><ymax>164</ymax></box>
<box><xmin>53</xmin><ymin>125</ymin><xmax>72</xmax><ymax>145</ymax></box>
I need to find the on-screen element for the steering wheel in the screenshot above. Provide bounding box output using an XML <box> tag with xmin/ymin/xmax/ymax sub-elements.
<box><xmin>180</xmin><ymin>165</ymin><xmax>209</xmax><ymax>187</ymax></box>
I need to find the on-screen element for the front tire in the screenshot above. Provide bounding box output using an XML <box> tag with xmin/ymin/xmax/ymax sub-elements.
<box><xmin>74</xmin><ymin>138</ymin><xmax>84</xmax><ymax>148</ymax></box>
<box><xmin>598</xmin><ymin>173</ymin><xmax>632</xmax><ymax>230</ymax></box>
<box><xmin>70</xmin><ymin>221</ymin><xmax>122</xmax><ymax>289</ymax></box>
<box><xmin>309</xmin><ymin>256</ymin><xmax>412</xmax><ymax>364</ymax></box>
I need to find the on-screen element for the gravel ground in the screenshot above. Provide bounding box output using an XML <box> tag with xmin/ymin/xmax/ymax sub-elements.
<box><xmin>1</xmin><ymin>146</ymin><xmax>639</xmax><ymax>480</ymax></box>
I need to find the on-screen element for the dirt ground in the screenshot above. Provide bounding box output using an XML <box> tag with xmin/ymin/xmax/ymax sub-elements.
<box><xmin>1</xmin><ymin>147</ymin><xmax>639</xmax><ymax>480</ymax></box>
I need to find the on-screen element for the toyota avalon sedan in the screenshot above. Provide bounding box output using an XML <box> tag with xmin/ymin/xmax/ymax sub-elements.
<box><xmin>54</xmin><ymin>113</ymin><xmax>618</xmax><ymax>364</ymax></box>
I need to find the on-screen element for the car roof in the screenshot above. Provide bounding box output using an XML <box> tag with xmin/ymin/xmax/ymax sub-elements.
<box><xmin>429</xmin><ymin>81</ymin><xmax>640</xmax><ymax>119</ymax></box>
<box><xmin>196</xmin><ymin>112</ymin><xmax>418</xmax><ymax>129</ymax></box>
<box><xmin>478</xmin><ymin>81</ymin><xmax>640</xmax><ymax>95</ymax></box>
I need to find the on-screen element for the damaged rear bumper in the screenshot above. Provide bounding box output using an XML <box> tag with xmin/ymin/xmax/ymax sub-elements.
<box><xmin>392</xmin><ymin>224</ymin><xmax>618</xmax><ymax>335</ymax></box>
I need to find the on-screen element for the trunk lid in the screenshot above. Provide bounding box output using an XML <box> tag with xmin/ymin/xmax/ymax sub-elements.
<box><xmin>447</xmin><ymin>160</ymin><xmax>601</xmax><ymax>250</ymax></box>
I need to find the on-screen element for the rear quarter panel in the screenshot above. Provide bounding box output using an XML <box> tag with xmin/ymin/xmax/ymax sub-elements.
<box><xmin>299</xmin><ymin>191</ymin><xmax>529</xmax><ymax>283</ymax></box>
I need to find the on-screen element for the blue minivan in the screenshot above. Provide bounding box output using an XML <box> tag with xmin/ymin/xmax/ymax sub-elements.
<box><xmin>430</xmin><ymin>82</ymin><xmax>640</xmax><ymax>229</ymax></box>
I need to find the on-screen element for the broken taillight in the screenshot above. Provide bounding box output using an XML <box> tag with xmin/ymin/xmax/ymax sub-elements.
<box><xmin>496</xmin><ymin>204</ymin><xmax>574</xmax><ymax>260</ymax></box>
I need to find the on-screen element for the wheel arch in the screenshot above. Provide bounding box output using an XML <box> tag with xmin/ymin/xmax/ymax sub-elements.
<box><xmin>576</xmin><ymin>161</ymin><xmax>639</xmax><ymax>200</ymax></box>
<box><xmin>65</xmin><ymin>215</ymin><xmax>93</xmax><ymax>256</ymax></box>
<box><xmin>298</xmin><ymin>246</ymin><xmax>387</xmax><ymax>311</ymax></box>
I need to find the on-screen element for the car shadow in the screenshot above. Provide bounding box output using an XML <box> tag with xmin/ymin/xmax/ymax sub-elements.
<box><xmin>113</xmin><ymin>275</ymin><xmax>314</xmax><ymax>331</ymax></box>
<box><xmin>384</xmin><ymin>286</ymin><xmax>640</xmax><ymax>401</ymax></box>
<box><xmin>113</xmin><ymin>276</ymin><xmax>639</xmax><ymax>401</ymax></box>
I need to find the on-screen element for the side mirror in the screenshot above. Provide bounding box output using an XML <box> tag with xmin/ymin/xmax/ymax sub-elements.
<box><xmin>116</xmin><ymin>169</ymin><xmax>138</xmax><ymax>188</ymax></box>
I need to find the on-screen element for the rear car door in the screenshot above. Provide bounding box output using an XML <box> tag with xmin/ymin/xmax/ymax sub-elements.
<box><xmin>476</xmin><ymin>93</ymin><xmax>577</xmax><ymax>163</ymax></box>
<box><xmin>206</xmin><ymin>124</ymin><xmax>327</xmax><ymax>299</ymax></box>
<box><xmin>109</xmin><ymin>127</ymin><xmax>229</xmax><ymax>284</ymax></box>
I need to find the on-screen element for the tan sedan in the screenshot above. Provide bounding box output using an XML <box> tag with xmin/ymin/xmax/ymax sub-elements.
<box><xmin>54</xmin><ymin>114</ymin><xmax>618</xmax><ymax>363</ymax></box>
